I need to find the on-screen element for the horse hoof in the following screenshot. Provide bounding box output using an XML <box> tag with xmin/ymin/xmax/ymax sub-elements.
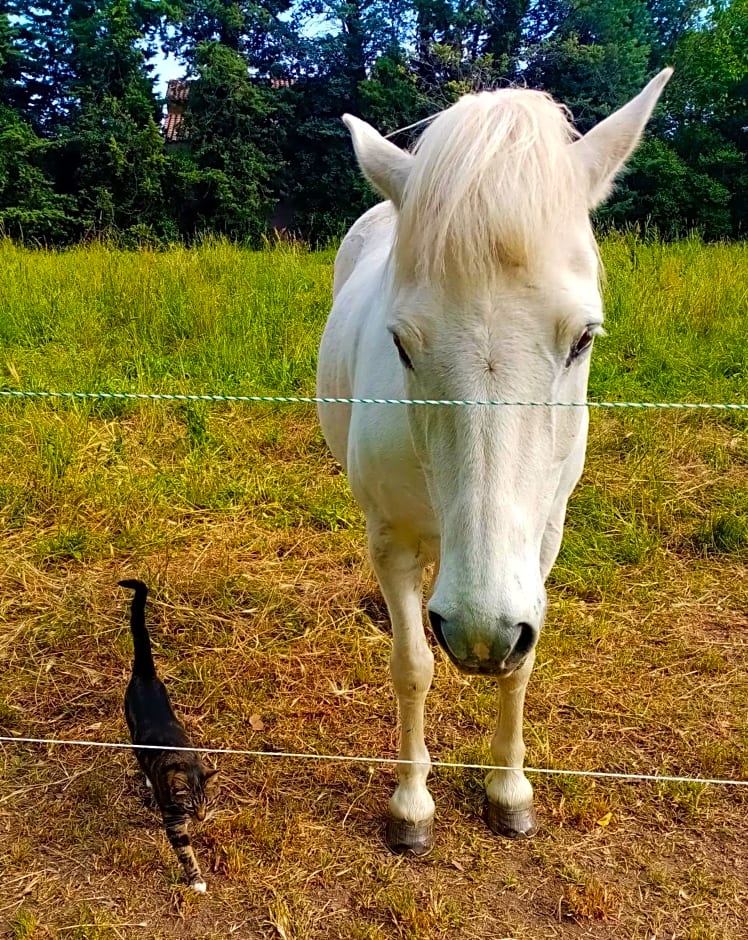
<box><xmin>385</xmin><ymin>817</ymin><xmax>434</xmax><ymax>856</ymax></box>
<box><xmin>485</xmin><ymin>801</ymin><xmax>538</xmax><ymax>839</ymax></box>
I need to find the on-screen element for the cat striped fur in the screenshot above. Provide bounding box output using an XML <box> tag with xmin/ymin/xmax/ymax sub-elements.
<box><xmin>120</xmin><ymin>579</ymin><xmax>218</xmax><ymax>892</ymax></box>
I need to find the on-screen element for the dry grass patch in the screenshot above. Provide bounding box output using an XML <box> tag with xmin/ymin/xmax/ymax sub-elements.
<box><xmin>0</xmin><ymin>402</ymin><xmax>746</xmax><ymax>938</ymax></box>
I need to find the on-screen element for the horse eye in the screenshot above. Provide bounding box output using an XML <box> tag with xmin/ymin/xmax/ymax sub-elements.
<box><xmin>392</xmin><ymin>334</ymin><xmax>413</xmax><ymax>370</ymax></box>
<box><xmin>567</xmin><ymin>327</ymin><xmax>596</xmax><ymax>366</ymax></box>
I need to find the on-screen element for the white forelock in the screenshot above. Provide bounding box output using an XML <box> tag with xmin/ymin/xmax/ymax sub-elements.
<box><xmin>394</xmin><ymin>89</ymin><xmax>586</xmax><ymax>287</ymax></box>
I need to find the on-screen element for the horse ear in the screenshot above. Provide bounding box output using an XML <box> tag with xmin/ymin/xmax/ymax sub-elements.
<box><xmin>343</xmin><ymin>114</ymin><xmax>413</xmax><ymax>209</ymax></box>
<box><xmin>570</xmin><ymin>68</ymin><xmax>673</xmax><ymax>208</ymax></box>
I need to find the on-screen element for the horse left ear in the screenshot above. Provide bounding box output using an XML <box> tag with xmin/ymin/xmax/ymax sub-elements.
<box><xmin>570</xmin><ymin>67</ymin><xmax>673</xmax><ymax>208</ymax></box>
<box><xmin>343</xmin><ymin>114</ymin><xmax>413</xmax><ymax>209</ymax></box>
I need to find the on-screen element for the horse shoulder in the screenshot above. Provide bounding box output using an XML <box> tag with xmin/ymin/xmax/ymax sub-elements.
<box><xmin>333</xmin><ymin>202</ymin><xmax>396</xmax><ymax>298</ymax></box>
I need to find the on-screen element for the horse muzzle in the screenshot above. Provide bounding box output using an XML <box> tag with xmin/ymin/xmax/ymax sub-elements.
<box><xmin>428</xmin><ymin>609</ymin><xmax>539</xmax><ymax>675</ymax></box>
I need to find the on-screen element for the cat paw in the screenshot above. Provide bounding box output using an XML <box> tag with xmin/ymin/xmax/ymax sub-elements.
<box><xmin>190</xmin><ymin>880</ymin><xmax>207</xmax><ymax>893</ymax></box>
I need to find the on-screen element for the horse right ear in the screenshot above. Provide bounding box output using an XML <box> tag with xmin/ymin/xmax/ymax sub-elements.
<box><xmin>343</xmin><ymin>114</ymin><xmax>413</xmax><ymax>209</ymax></box>
<box><xmin>570</xmin><ymin>68</ymin><xmax>673</xmax><ymax>208</ymax></box>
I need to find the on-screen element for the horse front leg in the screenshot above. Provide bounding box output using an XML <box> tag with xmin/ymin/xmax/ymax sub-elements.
<box><xmin>484</xmin><ymin>652</ymin><xmax>538</xmax><ymax>838</ymax></box>
<box><xmin>483</xmin><ymin>440</ymin><xmax>584</xmax><ymax>839</ymax></box>
<box><xmin>368</xmin><ymin>522</ymin><xmax>435</xmax><ymax>856</ymax></box>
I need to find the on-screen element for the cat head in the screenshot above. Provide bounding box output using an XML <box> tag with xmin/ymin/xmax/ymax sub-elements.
<box><xmin>168</xmin><ymin>764</ymin><xmax>219</xmax><ymax>821</ymax></box>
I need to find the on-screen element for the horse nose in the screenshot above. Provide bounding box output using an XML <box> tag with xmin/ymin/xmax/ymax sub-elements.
<box><xmin>428</xmin><ymin>609</ymin><xmax>538</xmax><ymax>674</ymax></box>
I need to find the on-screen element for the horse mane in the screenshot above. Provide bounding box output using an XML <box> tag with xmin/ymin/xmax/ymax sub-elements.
<box><xmin>394</xmin><ymin>89</ymin><xmax>585</xmax><ymax>287</ymax></box>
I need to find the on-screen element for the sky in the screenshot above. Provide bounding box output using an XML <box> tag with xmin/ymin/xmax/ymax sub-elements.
<box><xmin>151</xmin><ymin>11</ymin><xmax>334</xmax><ymax>98</ymax></box>
<box><xmin>153</xmin><ymin>50</ymin><xmax>185</xmax><ymax>97</ymax></box>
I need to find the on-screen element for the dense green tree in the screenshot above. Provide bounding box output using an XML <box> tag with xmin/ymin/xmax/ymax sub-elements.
<box><xmin>0</xmin><ymin>0</ymin><xmax>743</xmax><ymax>243</ymax></box>
<box><xmin>358</xmin><ymin>49</ymin><xmax>431</xmax><ymax>132</ymax></box>
<box><xmin>0</xmin><ymin>9</ymin><xmax>24</xmax><ymax>109</ymax></box>
<box><xmin>523</xmin><ymin>1</ymin><xmax>654</xmax><ymax>130</ymax></box>
<box><xmin>166</xmin><ymin>0</ymin><xmax>295</xmax><ymax>71</ymax></box>
<box><xmin>5</xmin><ymin>0</ymin><xmax>98</xmax><ymax>133</ymax></box>
<box><xmin>275</xmin><ymin>70</ymin><xmax>370</xmax><ymax>242</ymax></box>
<box><xmin>596</xmin><ymin>136</ymin><xmax>734</xmax><ymax>239</ymax></box>
<box><xmin>168</xmin><ymin>41</ymin><xmax>282</xmax><ymax>240</ymax></box>
<box><xmin>521</xmin><ymin>1</ymin><xmax>745</xmax><ymax>238</ymax></box>
<box><xmin>53</xmin><ymin>0</ymin><xmax>170</xmax><ymax>238</ymax></box>
<box><xmin>279</xmin><ymin>0</ymin><xmax>419</xmax><ymax>240</ymax></box>
<box><xmin>70</xmin><ymin>0</ymin><xmax>163</xmax><ymax>118</ymax></box>
<box><xmin>0</xmin><ymin>8</ymin><xmax>73</xmax><ymax>240</ymax></box>
<box><xmin>667</xmin><ymin>0</ymin><xmax>748</xmax><ymax>235</ymax></box>
<box><xmin>0</xmin><ymin>107</ymin><xmax>73</xmax><ymax>240</ymax></box>
<box><xmin>645</xmin><ymin>0</ymin><xmax>704</xmax><ymax>60</ymax></box>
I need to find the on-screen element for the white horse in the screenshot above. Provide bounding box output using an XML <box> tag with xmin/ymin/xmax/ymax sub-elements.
<box><xmin>317</xmin><ymin>69</ymin><xmax>672</xmax><ymax>854</ymax></box>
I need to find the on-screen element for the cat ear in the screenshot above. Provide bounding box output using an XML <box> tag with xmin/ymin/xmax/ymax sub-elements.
<box><xmin>203</xmin><ymin>767</ymin><xmax>219</xmax><ymax>782</ymax></box>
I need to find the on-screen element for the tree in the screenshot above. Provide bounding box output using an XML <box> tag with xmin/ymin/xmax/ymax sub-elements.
<box><xmin>0</xmin><ymin>8</ymin><xmax>24</xmax><ymax>110</ymax></box>
<box><xmin>645</xmin><ymin>0</ymin><xmax>704</xmax><ymax>61</ymax></box>
<box><xmin>523</xmin><ymin>1</ymin><xmax>654</xmax><ymax>130</ymax></box>
<box><xmin>166</xmin><ymin>0</ymin><xmax>295</xmax><ymax>73</ymax></box>
<box><xmin>596</xmin><ymin>136</ymin><xmax>733</xmax><ymax>239</ymax></box>
<box><xmin>667</xmin><ymin>0</ymin><xmax>748</xmax><ymax>235</ymax></box>
<box><xmin>0</xmin><ymin>0</ymin><xmax>744</xmax><ymax>243</ymax></box>
<box><xmin>54</xmin><ymin>0</ymin><xmax>171</xmax><ymax>239</ymax></box>
<box><xmin>5</xmin><ymin>0</ymin><xmax>98</xmax><ymax>134</ymax></box>
<box><xmin>0</xmin><ymin>106</ymin><xmax>73</xmax><ymax>241</ymax></box>
<box><xmin>167</xmin><ymin>41</ymin><xmax>282</xmax><ymax>240</ymax></box>
<box><xmin>278</xmin><ymin>0</ymin><xmax>417</xmax><ymax>241</ymax></box>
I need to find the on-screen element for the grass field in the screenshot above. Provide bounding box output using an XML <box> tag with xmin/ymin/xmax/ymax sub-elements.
<box><xmin>0</xmin><ymin>235</ymin><xmax>746</xmax><ymax>939</ymax></box>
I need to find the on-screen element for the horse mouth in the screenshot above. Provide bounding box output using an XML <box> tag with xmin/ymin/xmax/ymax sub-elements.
<box><xmin>429</xmin><ymin>614</ymin><xmax>510</xmax><ymax>676</ymax></box>
<box><xmin>428</xmin><ymin>612</ymin><xmax>523</xmax><ymax>676</ymax></box>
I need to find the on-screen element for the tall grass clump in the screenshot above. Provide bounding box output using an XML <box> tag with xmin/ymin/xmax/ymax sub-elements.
<box><xmin>596</xmin><ymin>234</ymin><xmax>747</xmax><ymax>406</ymax></box>
<box><xmin>0</xmin><ymin>237</ymin><xmax>333</xmax><ymax>396</ymax></box>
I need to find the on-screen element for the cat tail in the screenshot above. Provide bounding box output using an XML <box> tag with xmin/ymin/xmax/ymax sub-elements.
<box><xmin>163</xmin><ymin>812</ymin><xmax>206</xmax><ymax>890</ymax></box>
<box><xmin>119</xmin><ymin>579</ymin><xmax>156</xmax><ymax>681</ymax></box>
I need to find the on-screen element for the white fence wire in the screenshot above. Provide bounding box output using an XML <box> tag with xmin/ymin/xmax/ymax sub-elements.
<box><xmin>1</xmin><ymin>736</ymin><xmax>746</xmax><ymax>788</ymax></box>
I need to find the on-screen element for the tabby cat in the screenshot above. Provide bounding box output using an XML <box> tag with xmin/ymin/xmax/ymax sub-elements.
<box><xmin>120</xmin><ymin>579</ymin><xmax>218</xmax><ymax>892</ymax></box>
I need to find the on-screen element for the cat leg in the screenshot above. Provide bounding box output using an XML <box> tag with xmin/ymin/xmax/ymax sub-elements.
<box><xmin>141</xmin><ymin>776</ymin><xmax>156</xmax><ymax>811</ymax></box>
<box><xmin>163</xmin><ymin>813</ymin><xmax>206</xmax><ymax>891</ymax></box>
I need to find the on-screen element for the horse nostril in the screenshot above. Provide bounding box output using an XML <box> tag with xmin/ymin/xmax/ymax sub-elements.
<box><xmin>510</xmin><ymin>622</ymin><xmax>537</xmax><ymax>661</ymax></box>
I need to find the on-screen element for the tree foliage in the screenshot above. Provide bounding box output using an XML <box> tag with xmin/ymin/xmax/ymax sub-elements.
<box><xmin>169</xmin><ymin>41</ymin><xmax>282</xmax><ymax>240</ymax></box>
<box><xmin>0</xmin><ymin>0</ymin><xmax>744</xmax><ymax>244</ymax></box>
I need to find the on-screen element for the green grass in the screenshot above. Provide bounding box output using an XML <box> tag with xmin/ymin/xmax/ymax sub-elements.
<box><xmin>0</xmin><ymin>237</ymin><xmax>335</xmax><ymax>396</ymax></box>
<box><xmin>596</xmin><ymin>234</ymin><xmax>747</xmax><ymax>406</ymax></box>
<box><xmin>0</xmin><ymin>233</ymin><xmax>745</xmax><ymax>404</ymax></box>
<box><xmin>0</xmin><ymin>234</ymin><xmax>746</xmax><ymax>938</ymax></box>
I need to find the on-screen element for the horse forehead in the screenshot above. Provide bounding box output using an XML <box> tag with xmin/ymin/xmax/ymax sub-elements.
<box><xmin>393</xmin><ymin>218</ymin><xmax>598</xmax><ymax>303</ymax></box>
<box><xmin>395</xmin><ymin>264</ymin><xmax>597</xmax><ymax>335</ymax></box>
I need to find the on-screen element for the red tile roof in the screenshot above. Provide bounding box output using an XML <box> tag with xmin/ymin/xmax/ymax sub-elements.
<box><xmin>166</xmin><ymin>79</ymin><xmax>190</xmax><ymax>103</ymax></box>
<box><xmin>163</xmin><ymin>111</ymin><xmax>187</xmax><ymax>143</ymax></box>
